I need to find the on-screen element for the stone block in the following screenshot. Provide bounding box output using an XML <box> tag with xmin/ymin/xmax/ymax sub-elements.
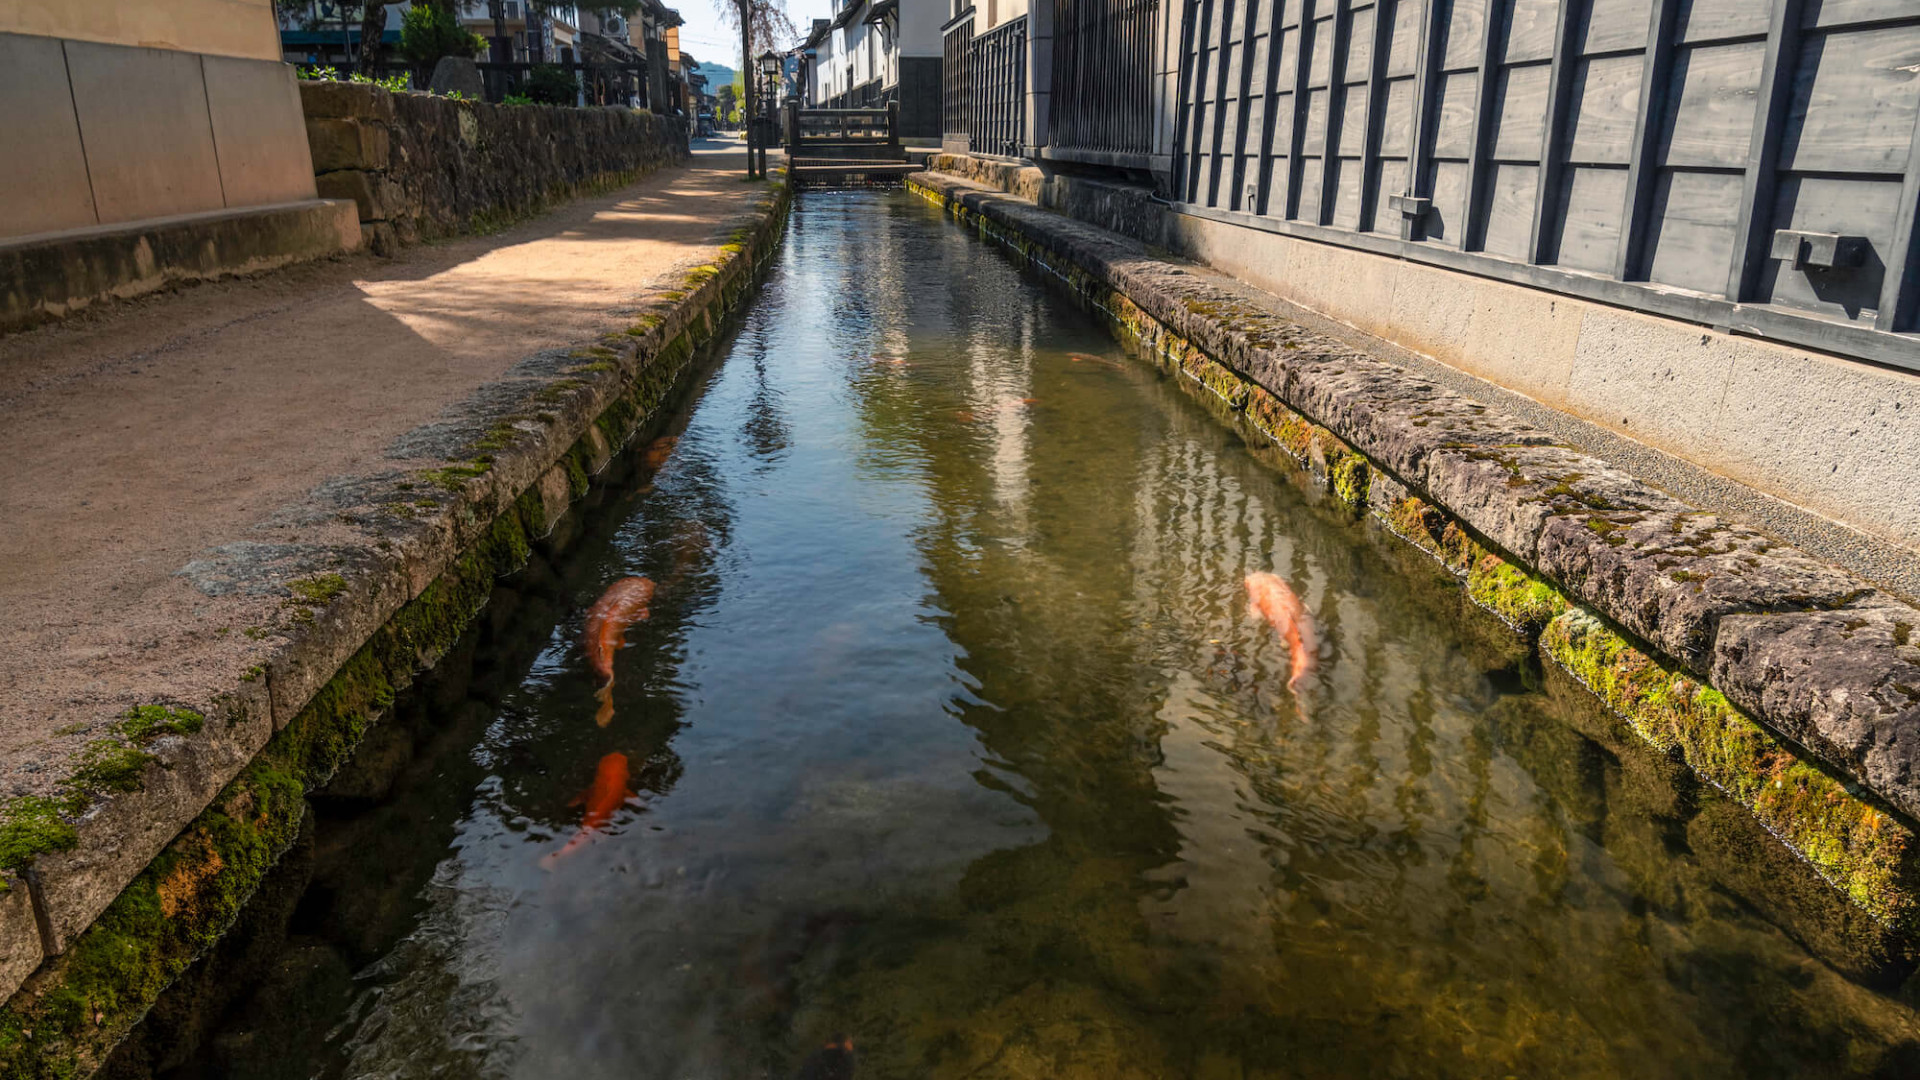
<box><xmin>1564</xmin><ymin>307</ymin><xmax>1737</xmax><ymax>464</ymax></box>
<box><xmin>1707</xmin><ymin>335</ymin><xmax>1920</xmax><ymax>547</ymax></box>
<box><xmin>1459</xmin><ymin>279</ymin><xmax>1582</xmax><ymax>407</ymax></box>
<box><xmin>314</xmin><ymin>170</ymin><xmax>396</xmax><ymax>222</ymax></box>
<box><xmin>0</xmin><ymin>32</ymin><xmax>97</xmax><ymax>238</ymax></box>
<box><xmin>1423</xmin><ymin>443</ymin><xmax>1609</xmax><ymax>564</ymax></box>
<box><xmin>1384</xmin><ymin>258</ymin><xmax>1479</xmax><ymax>366</ymax></box>
<box><xmin>1711</xmin><ymin>594</ymin><xmax>1920</xmax><ymax>822</ymax></box>
<box><xmin>428</xmin><ymin>57</ymin><xmax>485</xmax><ymax>99</ymax></box>
<box><xmin>297</xmin><ymin>78</ymin><xmax>395</xmax><ymax>122</ymax></box>
<box><xmin>64</xmin><ymin>39</ymin><xmax>227</xmax><ymax>224</ymax></box>
<box><xmin>0</xmin><ymin>883</ymin><xmax>43</xmax><ymax>1002</ymax></box>
<box><xmin>1538</xmin><ymin>510</ymin><xmax>1862</xmax><ymax>673</ymax></box>
<box><xmin>204</xmin><ymin>54</ymin><xmax>319</xmax><ymax>207</ymax></box>
<box><xmin>306</xmin><ymin>118</ymin><xmax>391</xmax><ymax>173</ymax></box>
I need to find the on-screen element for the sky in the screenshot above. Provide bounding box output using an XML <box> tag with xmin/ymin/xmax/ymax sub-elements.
<box><xmin>671</xmin><ymin>0</ymin><xmax>835</xmax><ymax>71</ymax></box>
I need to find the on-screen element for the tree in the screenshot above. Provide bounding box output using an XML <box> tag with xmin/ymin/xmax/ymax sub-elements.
<box><xmin>715</xmin><ymin>83</ymin><xmax>737</xmax><ymax>127</ymax></box>
<box><xmin>398</xmin><ymin>2</ymin><xmax>486</xmax><ymax>69</ymax></box>
<box><xmin>712</xmin><ymin>0</ymin><xmax>796</xmax><ymax>173</ymax></box>
<box><xmin>357</xmin><ymin>2</ymin><xmax>399</xmax><ymax>71</ymax></box>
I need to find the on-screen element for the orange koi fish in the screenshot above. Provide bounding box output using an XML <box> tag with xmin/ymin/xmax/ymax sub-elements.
<box><xmin>539</xmin><ymin>752</ymin><xmax>633</xmax><ymax>869</ymax></box>
<box><xmin>1069</xmin><ymin>353</ymin><xmax>1124</xmax><ymax>369</ymax></box>
<box><xmin>1245</xmin><ymin>572</ymin><xmax>1316</xmax><ymax>693</ymax></box>
<box><xmin>585</xmin><ymin>576</ymin><xmax>655</xmax><ymax>725</ymax></box>
<box><xmin>794</xmin><ymin>1034</ymin><xmax>856</xmax><ymax>1080</ymax></box>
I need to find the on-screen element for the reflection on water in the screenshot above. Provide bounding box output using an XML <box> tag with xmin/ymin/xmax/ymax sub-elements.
<box><xmin>121</xmin><ymin>192</ymin><xmax>1920</xmax><ymax>1080</ymax></box>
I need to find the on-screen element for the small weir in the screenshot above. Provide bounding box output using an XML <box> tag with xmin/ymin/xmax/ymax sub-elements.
<box><xmin>110</xmin><ymin>191</ymin><xmax>1920</xmax><ymax>1080</ymax></box>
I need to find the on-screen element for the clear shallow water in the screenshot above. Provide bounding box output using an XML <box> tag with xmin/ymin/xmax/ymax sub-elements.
<box><xmin>127</xmin><ymin>191</ymin><xmax>1920</xmax><ymax>1079</ymax></box>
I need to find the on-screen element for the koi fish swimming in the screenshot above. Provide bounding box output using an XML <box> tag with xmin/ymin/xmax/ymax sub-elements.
<box><xmin>643</xmin><ymin>435</ymin><xmax>678</xmax><ymax>471</ymax></box>
<box><xmin>539</xmin><ymin>752</ymin><xmax>633</xmax><ymax>869</ymax></box>
<box><xmin>1069</xmin><ymin>353</ymin><xmax>1125</xmax><ymax>369</ymax></box>
<box><xmin>1245</xmin><ymin>572</ymin><xmax>1316</xmax><ymax>694</ymax></box>
<box><xmin>585</xmin><ymin>576</ymin><xmax>655</xmax><ymax>726</ymax></box>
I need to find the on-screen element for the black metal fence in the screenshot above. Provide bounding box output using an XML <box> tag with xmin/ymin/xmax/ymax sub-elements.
<box><xmin>942</xmin><ymin>10</ymin><xmax>974</xmax><ymax>148</ymax></box>
<box><xmin>1050</xmin><ymin>0</ymin><xmax>1157</xmax><ymax>160</ymax></box>
<box><xmin>968</xmin><ymin>15</ymin><xmax>1027</xmax><ymax>157</ymax></box>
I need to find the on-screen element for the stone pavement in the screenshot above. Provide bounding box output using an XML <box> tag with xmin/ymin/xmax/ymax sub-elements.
<box><xmin>0</xmin><ymin>143</ymin><xmax>770</xmax><ymax>895</ymax></box>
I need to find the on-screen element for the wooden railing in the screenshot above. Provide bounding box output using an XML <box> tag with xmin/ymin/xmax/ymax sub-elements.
<box><xmin>1050</xmin><ymin>0</ymin><xmax>1157</xmax><ymax>160</ymax></box>
<box><xmin>786</xmin><ymin>103</ymin><xmax>900</xmax><ymax>150</ymax></box>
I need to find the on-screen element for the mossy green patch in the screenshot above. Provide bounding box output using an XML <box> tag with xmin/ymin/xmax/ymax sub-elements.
<box><xmin>0</xmin><ymin>796</ymin><xmax>78</xmax><ymax>876</ymax></box>
<box><xmin>1543</xmin><ymin>608</ymin><xmax>1920</xmax><ymax>931</ymax></box>
<box><xmin>1329</xmin><ymin>452</ymin><xmax>1369</xmax><ymax>510</ymax></box>
<box><xmin>286</xmin><ymin>573</ymin><xmax>347</xmax><ymax>608</ymax></box>
<box><xmin>1466</xmin><ymin>555</ymin><xmax>1566</xmax><ymax>636</ymax></box>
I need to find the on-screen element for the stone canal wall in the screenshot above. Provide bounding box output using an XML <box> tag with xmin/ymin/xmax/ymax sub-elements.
<box><xmin>908</xmin><ymin>168</ymin><xmax>1920</xmax><ymax>954</ymax></box>
<box><xmin>302</xmin><ymin>81</ymin><xmax>689</xmax><ymax>254</ymax></box>
<box><xmin>0</xmin><ymin>175</ymin><xmax>790</xmax><ymax>1078</ymax></box>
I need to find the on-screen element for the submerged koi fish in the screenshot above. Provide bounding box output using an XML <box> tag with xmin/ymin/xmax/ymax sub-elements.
<box><xmin>1069</xmin><ymin>353</ymin><xmax>1125</xmax><ymax>369</ymax></box>
<box><xmin>1245</xmin><ymin>571</ymin><xmax>1316</xmax><ymax>693</ymax></box>
<box><xmin>794</xmin><ymin>1034</ymin><xmax>856</xmax><ymax>1080</ymax></box>
<box><xmin>539</xmin><ymin>752</ymin><xmax>633</xmax><ymax>868</ymax></box>
<box><xmin>585</xmin><ymin>576</ymin><xmax>655</xmax><ymax>725</ymax></box>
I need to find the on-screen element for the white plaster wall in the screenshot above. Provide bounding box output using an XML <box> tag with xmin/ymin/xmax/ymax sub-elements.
<box><xmin>1168</xmin><ymin>212</ymin><xmax>1920</xmax><ymax>551</ymax></box>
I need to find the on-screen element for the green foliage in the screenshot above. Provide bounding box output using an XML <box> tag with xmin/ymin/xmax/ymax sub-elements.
<box><xmin>503</xmin><ymin>92</ymin><xmax>536</xmax><ymax>105</ymax></box>
<box><xmin>398</xmin><ymin>3</ymin><xmax>485</xmax><ymax>68</ymax></box>
<box><xmin>298</xmin><ymin>64</ymin><xmax>340</xmax><ymax>80</ymax></box>
<box><xmin>525</xmin><ymin>63</ymin><xmax>579</xmax><ymax>105</ymax></box>
<box><xmin>350</xmin><ymin>70</ymin><xmax>413</xmax><ymax>92</ymax></box>
<box><xmin>442</xmin><ymin>89</ymin><xmax>472</xmax><ymax>101</ymax></box>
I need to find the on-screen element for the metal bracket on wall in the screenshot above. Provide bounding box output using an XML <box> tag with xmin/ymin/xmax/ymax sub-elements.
<box><xmin>1387</xmin><ymin>193</ymin><xmax>1431</xmax><ymax>219</ymax></box>
<box><xmin>1769</xmin><ymin>230</ymin><xmax>1868</xmax><ymax>271</ymax></box>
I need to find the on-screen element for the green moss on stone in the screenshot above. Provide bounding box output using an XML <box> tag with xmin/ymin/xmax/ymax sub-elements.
<box><xmin>1330</xmin><ymin>452</ymin><xmax>1369</xmax><ymax>510</ymax></box>
<box><xmin>0</xmin><ymin>796</ymin><xmax>79</xmax><ymax>875</ymax></box>
<box><xmin>286</xmin><ymin>573</ymin><xmax>347</xmax><ymax>608</ymax></box>
<box><xmin>1543</xmin><ymin>607</ymin><xmax>1920</xmax><ymax>931</ymax></box>
<box><xmin>1466</xmin><ymin>555</ymin><xmax>1567</xmax><ymax>636</ymax></box>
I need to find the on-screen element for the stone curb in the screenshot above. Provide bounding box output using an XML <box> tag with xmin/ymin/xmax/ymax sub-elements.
<box><xmin>906</xmin><ymin>169</ymin><xmax>1920</xmax><ymax>929</ymax></box>
<box><xmin>0</xmin><ymin>172</ymin><xmax>791</xmax><ymax>1076</ymax></box>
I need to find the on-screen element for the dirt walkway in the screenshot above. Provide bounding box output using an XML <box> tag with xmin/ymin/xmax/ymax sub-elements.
<box><xmin>0</xmin><ymin>142</ymin><xmax>761</xmax><ymax>788</ymax></box>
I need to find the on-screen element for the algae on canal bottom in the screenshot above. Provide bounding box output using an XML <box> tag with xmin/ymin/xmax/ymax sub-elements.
<box><xmin>117</xmin><ymin>191</ymin><xmax>1920</xmax><ymax>1080</ymax></box>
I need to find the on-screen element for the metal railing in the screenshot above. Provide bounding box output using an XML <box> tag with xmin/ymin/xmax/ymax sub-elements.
<box><xmin>1050</xmin><ymin>0</ymin><xmax>1156</xmax><ymax>159</ymax></box>
<box><xmin>788</xmin><ymin>104</ymin><xmax>900</xmax><ymax>148</ymax></box>
<box><xmin>967</xmin><ymin>15</ymin><xmax>1026</xmax><ymax>157</ymax></box>
<box><xmin>942</xmin><ymin>10</ymin><xmax>974</xmax><ymax>147</ymax></box>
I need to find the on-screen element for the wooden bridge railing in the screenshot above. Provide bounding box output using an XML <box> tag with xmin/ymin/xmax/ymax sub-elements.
<box><xmin>785</xmin><ymin>103</ymin><xmax>901</xmax><ymax>151</ymax></box>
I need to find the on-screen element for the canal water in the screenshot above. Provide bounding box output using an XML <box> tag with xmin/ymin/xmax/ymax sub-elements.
<box><xmin>125</xmin><ymin>191</ymin><xmax>1920</xmax><ymax>1079</ymax></box>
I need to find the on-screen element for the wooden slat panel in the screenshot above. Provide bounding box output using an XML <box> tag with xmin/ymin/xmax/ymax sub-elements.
<box><xmin>1332</xmin><ymin>156</ymin><xmax>1366</xmax><ymax>224</ymax></box>
<box><xmin>1676</xmin><ymin>0</ymin><xmax>1770</xmax><ymax>43</ymax></box>
<box><xmin>1726</xmin><ymin>0</ymin><xmax>1802</xmax><ymax>301</ymax></box>
<box><xmin>1646</xmin><ymin>167</ymin><xmax>1744</xmax><ymax>292</ymax></box>
<box><xmin>1586</xmin><ymin>0</ymin><xmax>1654</xmax><ymax>54</ymax></box>
<box><xmin>1803</xmin><ymin>0</ymin><xmax>1919</xmax><ymax>30</ymax></box>
<box><xmin>1433</xmin><ymin>70</ymin><xmax>1480</xmax><ymax>156</ymax></box>
<box><xmin>1428</xmin><ymin>158</ymin><xmax>1473</xmax><ymax>242</ymax></box>
<box><xmin>1299</xmin><ymin>155</ymin><xmax>1326</xmax><ymax>216</ymax></box>
<box><xmin>1492</xmin><ymin>62</ymin><xmax>1552</xmax><ymax>160</ymax></box>
<box><xmin>1347</xmin><ymin>4</ymin><xmax>1376</xmax><ymax>78</ymax></box>
<box><xmin>1380</xmin><ymin>76</ymin><xmax>1418</xmax><ymax>154</ymax></box>
<box><xmin>1484</xmin><ymin>161</ymin><xmax>1541</xmax><ymax>256</ymax></box>
<box><xmin>1386</xmin><ymin>0</ymin><xmax>1422</xmax><ymax>76</ymax></box>
<box><xmin>1877</xmin><ymin>87</ymin><xmax>1920</xmax><ymax>328</ymax></box>
<box><xmin>1780</xmin><ymin>23</ymin><xmax>1920</xmax><ymax>175</ymax></box>
<box><xmin>1615</xmin><ymin>0</ymin><xmax>1681</xmax><ymax>278</ymax></box>
<box><xmin>1311</xmin><ymin>14</ymin><xmax>1337</xmax><ymax>81</ymax></box>
<box><xmin>1277</xmin><ymin>23</ymin><xmax>1301</xmax><ymax>82</ymax></box>
<box><xmin>1556</xmin><ymin>164</ymin><xmax>1631</xmax><ymax>269</ymax></box>
<box><xmin>1658</xmin><ymin>39</ymin><xmax>1765</xmax><ymax>168</ymax></box>
<box><xmin>1340</xmin><ymin>77</ymin><xmax>1371</xmax><ymax>154</ymax></box>
<box><xmin>1371</xmin><ymin>154</ymin><xmax>1413</xmax><ymax>217</ymax></box>
<box><xmin>1445</xmin><ymin>0</ymin><xmax>1491</xmax><ymax>69</ymax></box>
<box><xmin>1568</xmin><ymin>53</ymin><xmax>1644</xmax><ymax>164</ymax></box>
<box><xmin>1759</xmin><ymin>175</ymin><xmax>1900</xmax><ymax>319</ymax></box>
<box><xmin>1305</xmin><ymin>85</ymin><xmax>1331</xmax><ymax>151</ymax></box>
<box><xmin>1504</xmin><ymin>0</ymin><xmax>1563</xmax><ymax>62</ymax></box>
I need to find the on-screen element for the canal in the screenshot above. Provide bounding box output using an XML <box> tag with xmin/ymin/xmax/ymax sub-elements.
<box><xmin>114</xmin><ymin>191</ymin><xmax>1920</xmax><ymax>1079</ymax></box>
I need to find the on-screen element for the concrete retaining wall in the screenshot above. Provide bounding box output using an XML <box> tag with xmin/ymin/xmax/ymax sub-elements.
<box><xmin>922</xmin><ymin>153</ymin><xmax>1920</xmax><ymax>594</ymax></box>
<box><xmin>300</xmin><ymin>82</ymin><xmax>690</xmax><ymax>254</ymax></box>
<box><xmin>908</xmin><ymin>167</ymin><xmax>1920</xmax><ymax>958</ymax></box>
